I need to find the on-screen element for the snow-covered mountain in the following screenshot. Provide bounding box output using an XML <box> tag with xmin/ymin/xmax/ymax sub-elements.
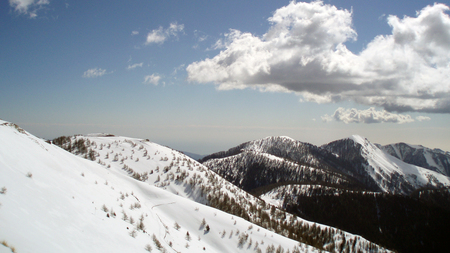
<box><xmin>203</xmin><ymin>149</ymin><xmax>363</xmax><ymax>194</ymax></box>
<box><xmin>380</xmin><ymin>142</ymin><xmax>450</xmax><ymax>177</ymax></box>
<box><xmin>200</xmin><ymin>136</ymin><xmax>349</xmax><ymax>172</ymax></box>
<box><xmin>0</xmin><ymin>120</ymin><xmax>317</xmax><ymax>253</ymax></box>
<box><xmin>202</xmin><ymin>135</ymin><xmax>450</xmax><ymax>196</ymax></box>
<box><xmin>0</xmin><ymin>120</ymin><xmax>390</xmax><ymax>252</ymax></box>
<box><xmin>200</xmin><ymin>136</ymin><xmax>374</xmax><ymax>193</ymax></box>
<box><xmin>323</xmin><ymin>135</ymin><xmax>450</xmax><ymax>195</ymax></box>
<box><xmin>199</xmin><ymin>134</ymin><xmax>450</xmax><ymax>252</ymax></box>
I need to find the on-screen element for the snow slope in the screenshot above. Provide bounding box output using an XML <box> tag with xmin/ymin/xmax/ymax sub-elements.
<box><xmin>57</xmin><ymin>134</ymin><xmax>211</xmax><ymax>204</ymax></box>
<box><xmin>348</xmin><ymin>135</ymin><xmax>450</xmax><ymax>194</ymax></box>
<box><xmin>55</xmin><ymin>134</ymin><xmax>392</xmax><ymax>253</ymax></box>
<box><xmin>380</xmin><ymin>142</ymin><xmax>450</xmax><ymax>176</ymax></box>
<box><xmin>0</xmin><ymin>120</ymin><xmax>318</xmax><ymax>253</ymax></box>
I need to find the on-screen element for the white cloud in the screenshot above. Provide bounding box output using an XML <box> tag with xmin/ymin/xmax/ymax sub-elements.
<box><xmin>9</xmin><ymin>0</ymin><xmax>49</xmax><ymax>17</ymax></box>
<box><xmin>168</xmin><ymin>22</ymin><xmax>184</xmax><ymax>35</ymax></box>
<box><xmin>145</xmin><ymin>22</ymin><xmax>184</xmax><ymax>45</ymax></box>
<box><xmin>143</xmin><ymin>74</ymin><xmax>161</xmax><ymax>85</ymax></box>
<box><xmin>416</xmin><ymin>116</ymin><xmax>431</xmax><ymax>121</ymax></box>
<box><xmin>82</xmin><ymin>68</ymin><xmax>108</xmax><ymax>78</ymax></box>
<box><xmin>127</xmin><ymin>62</ymin><xmax>143</xmax><ymax>70</ymax></box>
<box><xmin>322</xmin><ymin>107</ymin><xmax>415</xmax><ymax>124</ymax></box>
<box><xmin>146</xmin><ymin>27</ymin><xmax>166</xmax><ymax>44</ymax></box>
<box><xmin>131</xmin><ymin>31</ymin><xmax>139</xmax><ymax>36</ymax></box>
<box><xmin>186</xmin><ymin>1</ymin><xmax>450</xmax><ymax>113</ymax></box>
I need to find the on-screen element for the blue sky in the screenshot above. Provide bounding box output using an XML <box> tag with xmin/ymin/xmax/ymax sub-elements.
<box><xmin>1</xmin><ymin>0</ymin><xmax>450</xmax><ymax>154</ymax></box>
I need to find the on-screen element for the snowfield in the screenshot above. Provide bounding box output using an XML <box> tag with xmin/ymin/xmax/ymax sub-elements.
<box><xmin>0</xmin><ymin>120</ymin><xmax>318</xmax><ymax>253</ymax></box>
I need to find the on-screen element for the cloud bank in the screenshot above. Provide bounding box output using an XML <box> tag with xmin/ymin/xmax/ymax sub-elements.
<box><xmin>186</xmin><ymin>1</ymin><xmax>450</xmax><ymax>113</ymax></box>
<box><xmin>9</xmin><ymin>0</ymin><xmax>49</xmax><ymax>18</ymax></box>
<box><xmin>145</xmin><ymin>22</ymin><xmax>184</xmax><ymax>45</ymax></box>
<box><xmin>322</xmin><ymin>107</ymin><xmax>415</xmax><ymax>124</ymax></box>
<box><xmin>322</xmin><ymin>107</ymin><xmax>432</xmax><ymax>124</ymax></box>
<box><xmin>415</xmin><ymin>116</ymin><xmax>431</xmax><ymax>122</ymax></box>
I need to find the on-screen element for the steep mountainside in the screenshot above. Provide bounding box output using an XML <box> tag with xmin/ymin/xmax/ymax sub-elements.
<box><xmin>0</xmin><ymin>120</ymin><xmax>318</xmax><ymax>253</ymax></box>
<box><xmin>201</xmin><ymin>136</ymin><xmax>378</xmax><ymax>192</ymax></box>
<box><xmin>201</xmin><ymin>136</ymin><xmax>355</xmax><ymax>173</ymax></box>
<box><xmin>380</xmin><ymin>142</ymin><xmax>450</xmax><ymax>176</ymax></box>
<box><xmin>203</xmin><ymin>150</ymin><xmax>364</xmax><ymax>194</ymax></box>
<box><xmin>260</xmin><ymin>184</ymin><xmax>450</xmax><ymax>253</ymax></box>
<box><xmin>322</xmin><ymin>135</ymin><xmax>450</xmax><ymax>195</ymax></box>
<box><xmin>203</xmin><ymin>135</ymin><xmax>450</xmax><ymax>196</ymax></box>
<box><xmin>201</xmin><ymin>134</ymin><xmax>450</xmax><ymax>253</ymax></box>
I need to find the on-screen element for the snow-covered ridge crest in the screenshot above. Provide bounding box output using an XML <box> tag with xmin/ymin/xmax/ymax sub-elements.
<box><xmin>85</xmin><ymin>133</ymin><xmax>116</xmax><ymax>137</ymax></box>
<box><xmin>1</xmin><ymin>121</ymin><xmax>324</xmax><ymax>253</ymax></box>
<box><xmin>66</xmin><ymin>133</ymin><xmax>391</xmax><ymax>252</ymax></box>
<box><xmin>245</xmin><ymin>136</ymin><xmax>311</xmax><ymax>152</ymax></box>
<box><xmin>1</xmin><ymin>119</ymin><xmax>28</xmax><ymax>135</ymax></box>
<box><xmin>201</xmin><ymin>135</ymin><xmax>334</xmax><ymax>170</ymax></box>
<box><xmin>0</xmin><ymin>121</ymin><xmax>392</xmax><ymax>253</ymax></box>
<box><xmin>341</xmin><ymin>135</ymin><xmax>450</xmax><ymax>194</ymax></box>
<box><xmin>380</xmin><ymin>142</ymin><xmax>450</xmax><ymax>176</ymax></box>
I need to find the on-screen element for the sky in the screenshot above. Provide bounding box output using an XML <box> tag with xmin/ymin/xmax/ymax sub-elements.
<box><xmin>1</xmin><ymin>0</ymin><xmax>450</xmax><ymax>154</ymax></box>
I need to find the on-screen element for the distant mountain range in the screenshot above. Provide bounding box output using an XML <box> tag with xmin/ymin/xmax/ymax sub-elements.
<box><xmin>180</xmin><ymin>151</ymin><xmax>205</xmax><ymax>161</ymax></box>
<box><xmin>201</xmin><ymin>135</ymin><xmax>450</xmax><ymax>195</ymax></box>
<box><xmin>199</xmin><ymin>135</ymin><xmax>450</xmax><ymax>253</ymax></box>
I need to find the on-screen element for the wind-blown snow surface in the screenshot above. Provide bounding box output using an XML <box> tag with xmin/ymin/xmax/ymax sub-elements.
<box><xmin>0</xmin><ymin>120</ymin><xmax>316</xmax><ymax>253</ymax></box>
<box><xmin>349</xmin><ymin>135</ymin><xmax>450</xmax><ymax>194</ymax></box>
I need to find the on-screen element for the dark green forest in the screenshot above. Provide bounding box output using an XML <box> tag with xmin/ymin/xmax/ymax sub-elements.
<box><xmin>283</xmin><ymin>187</ymin><xmax>450</xmax><ymax>253</ymax></box>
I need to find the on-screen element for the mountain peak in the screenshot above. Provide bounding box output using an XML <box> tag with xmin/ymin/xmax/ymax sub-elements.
<box><xmin>348</xmin><ymin>135</ymin><xmax>368</xmax><ymax>145</ymax></box>
<box><xmin>324</xmin><ymin>135</ymin><xmax>450</xmax><ymax>194</ymax></box>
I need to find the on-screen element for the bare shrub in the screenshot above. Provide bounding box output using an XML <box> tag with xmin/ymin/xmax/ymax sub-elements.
<box><xmin>152</xmin><ymin>234</ymin><xmax>163</xmax><ymax>250</ymax></box>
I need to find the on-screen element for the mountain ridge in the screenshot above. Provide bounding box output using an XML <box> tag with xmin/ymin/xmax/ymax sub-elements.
<box><xmin>199</xmin><ymin>133</ymin><xmax>450</xmax><ymax>253</ymax></box>
<box><xmin>380</xmin><ymin>142</ymin><xmax>450</xmax><ymax>177</ymax></box>
<box><xmin>4</xmin><ymin>118</ymin><xmax>446</xmax><ymax>253</ymax></box>
<box><xmin>1</xmin><ymin>119</ymin><xmax>328</xmax><ymax>253</ymax></box>
<box><xmin>46</xmin><ymin>127</ymin><xmax>389</xmax><ymax>252</ymax></box>
<box><xmin>323</xmin><ymin>135</ymin><xmax>450</xmax><ymax>194</ymax></box>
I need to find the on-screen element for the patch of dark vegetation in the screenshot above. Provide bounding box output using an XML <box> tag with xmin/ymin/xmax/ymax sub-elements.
<box><xmin>283</xmin><ymin>186</ymin><xmax>450</xmax><ymax>253</ymax></box>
